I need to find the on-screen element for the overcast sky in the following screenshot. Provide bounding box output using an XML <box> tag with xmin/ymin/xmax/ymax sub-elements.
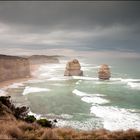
<box><xmin>0</xmin><ymin>1</ymin><xmax>140</xmax><ymax>56</ymax></box>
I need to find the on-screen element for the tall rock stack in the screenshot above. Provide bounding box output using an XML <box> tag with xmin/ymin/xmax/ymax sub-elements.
<box><xmin>64</xmin><ymin>59</ymin><xmax>83</xmax><ymax>76</ymax></box>
<box><xmin>98</xmin><ymin>64</ymin><xmax>111</xmax><ymax>80</ymax></box>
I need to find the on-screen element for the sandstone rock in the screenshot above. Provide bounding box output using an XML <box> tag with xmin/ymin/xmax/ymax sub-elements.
<box><xmin>98</xmin><ymin>64</ymin><xmax>111</xmax><ymax>80</ymax></box>
<box><xmin>0</xmin><ymin>55</ymin><xmax>30</xmax><ymax>82</ymax></box>
<box><xmin>64</xmin><ymin>59</ymin><xmax>83</xmax><ymax>76</ymax></box>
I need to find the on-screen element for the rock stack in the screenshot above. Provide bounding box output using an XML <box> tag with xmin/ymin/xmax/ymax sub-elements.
<box><xmin>64</xmin><ymin>59</ymin><xmax>83</xmax><ymax>76</ymax></box>
<box><xmin>98</xmin><ymin>64</ymin><xmax>111</xmax><ymax>80</ymax></box>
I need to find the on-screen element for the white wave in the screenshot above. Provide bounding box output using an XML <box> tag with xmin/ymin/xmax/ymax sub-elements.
<box><xmin>48</xmin><ymin>77</ymin><xmax>70</xmax><ymax>81</ymax></box>
<box><xmin>73</xmin><ymin>89</ymin><xmax>108</xmax><ymax>105</ymax></box>
<box><xmin>110</xmin><ymin>78</ymin><xmax>140</xmax><ymax>82</ymax></box>
<box><xmin>28</xmin><ymin>111</ymin><xmax>41</xmax><ymax>119</ymax></box>
<box><xmin>72</xmin><ymin>76</ymin><xmax>98</xmax><ymax>81</ymax></box>
<box><xmin>121</xmin><ymin>79</ymin><xmax>140</xmax><ymax>82</ymax></box>
<box><xmin>75</xmin><ymin>81</ymin><xmax>79</xmax><ymax>85</ymax></box>
<box><xmin>22</xmin><ymin>86</ymin><xmax>50</xmax><ymax>95</ymax></box>
<box><xmin>82</xmin><ymin>97</ymin><xmax>109</xmax><ymax>104</ymax></box>
<box><xmin>90</xmin><ymin>106</ymin><xmax>140</xmax><ymax>131</ymax></box>
<box><xmin>8</xmin><ymin>83</ymin><xmax>24</xmax><ymax>88</ymax></box>
<box><xmin>56</xmin><ymin>117</ymin><xmax>102</xmax><ymax>131</ymax></box>
<box><xmin>110</xmin><ymin>78</ymin><xmax>123</xmax><ymax>81</ymax></box>
<box><xmin>73</xmin><ymin>89</ymin><xmax>105</xmax><ymax>97</ymax></box>
<box><xmin>127</xmin><ymin>82</ymin><xmax>140</xmax><ymax>90</ymax></box>
<box><xmin>72</xmin><ymin>89</ymin><xmax>88</xmax><ymax>97</ymax></box>
<box><xmin>0</xmin><ymin>89</ymin><xmax>5</xmax><ymax>96</ymax></box>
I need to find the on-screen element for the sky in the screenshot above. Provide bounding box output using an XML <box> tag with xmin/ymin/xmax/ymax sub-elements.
<box><xmin>0</xmin><ymin>1</ymin><xmax>140</xmax><ymax>57</ymax></box>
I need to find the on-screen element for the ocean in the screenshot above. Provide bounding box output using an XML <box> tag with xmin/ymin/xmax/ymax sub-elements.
<box><xmin>1</xmin><ymin>55</ymin><xmax>140</xmax><ymax>131</ymax></box>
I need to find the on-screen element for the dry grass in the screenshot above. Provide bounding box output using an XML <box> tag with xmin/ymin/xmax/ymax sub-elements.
<box><xmin>41</xmin><ymin>129</ymin><xmax>60</xmax><ymax>139</ymax></box>
<box><xmin>0</xmin><ymin>120</ymin><xmax>140</xmax><ymax>140</ymax></box>
<box><xmin>0</xmin><ymin>96</ymin><xmax>140</xmax><ymax>139</ymax></box>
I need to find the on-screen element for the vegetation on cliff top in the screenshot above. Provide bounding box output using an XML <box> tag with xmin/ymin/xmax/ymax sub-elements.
<box><xmin>0</xmin><ymin>96</ymin><xmax>140</xmax><ymax>139</ymax></box>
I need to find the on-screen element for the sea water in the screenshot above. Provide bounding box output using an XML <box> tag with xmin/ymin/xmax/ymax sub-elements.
<box><xmin>1</xmin><ymin>56</ymin><xmax>140</xmax><ymax>131</ymax></box>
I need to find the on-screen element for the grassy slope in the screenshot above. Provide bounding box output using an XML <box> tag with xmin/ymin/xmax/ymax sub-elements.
<box><xmin>0</xmin><ymin>96</ymin><xmax>140</xmax><ymax>140</ymax></box>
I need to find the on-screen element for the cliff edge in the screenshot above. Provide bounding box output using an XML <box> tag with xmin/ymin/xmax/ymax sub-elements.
<box><xmin>0</xmin><ymin>54</ymin><xmax>30</xmax><ymax>82</ymax></box>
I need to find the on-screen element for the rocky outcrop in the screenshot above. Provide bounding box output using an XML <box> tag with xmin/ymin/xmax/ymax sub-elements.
<box><xmin>28</xmin><ymin>55</ymin><xmax>59</xmax><ymax>65</ymax></box>
<box><xmin>98</xmin><ymin>64</ymin><xmax>111</xmax><ymax>80</ymax></box>
<box><xmin>0</xmin><ymin>55</ymin><xmax>30</xmax><ymax>82</ymax></box>
<box><xmin>64</xmin><ymin>59</ymin><xmax>83</xmax><ymax>76</ymax></box>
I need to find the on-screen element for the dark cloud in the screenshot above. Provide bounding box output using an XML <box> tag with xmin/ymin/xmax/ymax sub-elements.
<box><xmin>0</xmin><ymin>1</ymin><xmax>140</xmax><ymax>52</ymax></box>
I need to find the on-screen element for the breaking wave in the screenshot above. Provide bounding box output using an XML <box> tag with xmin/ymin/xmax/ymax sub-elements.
<box><xmin>22</xmin><ymin>86</ymin><xmax>50</xmax><ymax>95</ymax></box>
<box><xmin>72</xmin><ymin>89</ymin><xmax>109</xmax><ymax>105</ymax></box>
<box><xmin>90</xmin><ymin>105</ymin><xmax>140</xmax><ymax>131</ymax></box>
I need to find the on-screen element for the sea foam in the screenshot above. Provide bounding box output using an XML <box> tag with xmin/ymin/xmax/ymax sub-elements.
<box><xmin>127</xmin><ymin>82</ymin><xmax>140</xmax><ymax>90</ymax></box>
<box><xmin>22</xmin><ymin>86</ymin><xmax>50</xmax><ymax>95</ymax></box>
<box><xmin>90</xmin><ymin>105</ymin><xmax>140</xmax><ymax>131</ymax></box>
<box><xmin>73</xmin><ymin>89</ymin><xmax>109</xmax><ymax>105</ymax></box>
<box><xmin>81</xmin><ymin>97</ymin><xmax>109</xmax><ymax>104</ymax></box>
<box><xmin>72</xmin><ymin>89</ymin><xmax>88</xmax><ymax>97</ymax></box>
<box><xmin>0</xmin><ymin>89</ymin><xmax>5</xmax><ymax>96</ymax></box>
<box><xmin>28</xmin><ymin>111</ymin><xmax>41</xmax><ymax>119</ymax></box>
<box><xmin>72</xmin><ymin>76</ymin><xmax>98</xmax><ymax>81</ymax></box>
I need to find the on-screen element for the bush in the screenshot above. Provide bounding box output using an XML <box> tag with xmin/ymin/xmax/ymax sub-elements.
<box><xmin>37</xmin><ymin>119</ymin><xmax>52</xmax><ymax>128</ymax></box>
<box><xmin>0</xmin><ymin>96</ymin><xmax>29</xmax><ymax>119</ymax></box>
<box><xmin>25</xmin><ymin>115</ymin><xmax>36</xmax><ymax>123</ymax></box>
<box><xmin>14</xmin><ymin>106</ymin><xmax>29</xmax><ymax>119</ymax></box>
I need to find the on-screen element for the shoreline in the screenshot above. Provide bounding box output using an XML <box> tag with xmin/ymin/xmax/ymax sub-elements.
<box><xmin>0</xmin><ymin>77</ymin><xmax>32</xmax><ymax>89</ymax></box>
<box><xmin>0</xmin><ymin>64</ymin><xmax>41</xmax><ymax>89</ymax></box>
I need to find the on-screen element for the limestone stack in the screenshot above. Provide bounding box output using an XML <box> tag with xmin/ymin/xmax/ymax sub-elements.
<box><xmin>98</xmin><ymin>64</ymin><xmax>111</xmax><ymax>80</ymax></box>
<box><xmin>64</xmin><ymin>59</ymin><xmax>83</xmax><ymax>76</ymax></box>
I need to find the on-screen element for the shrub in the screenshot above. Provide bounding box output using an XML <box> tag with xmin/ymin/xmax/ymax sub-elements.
<box><xmin>14</xmin><ymin>106</ymin><xmax>29</xmax><ymax>119</ymax></box>
<box><xmin>25</xmin><ymin>115</ymin><xmax>36</xmax><ymax>123</ymax></box>
<box><xmin>0</xmin><ymin>96</ymin><xmax>29</xmax><ymax>119</ymax></box>
<box><xmin>37</xmin><ymin>119</ymin><xmax>52</xmax><ymax>128</ymax></box>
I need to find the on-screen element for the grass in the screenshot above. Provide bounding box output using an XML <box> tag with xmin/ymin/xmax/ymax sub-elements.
<box><xmin>0</xmin><ymin>120</ymin><xmax>140</xmax><ymax>139</ymax></box>
<box><xmin>0</xmin><ymin>96</ymin><xmax>140</xmax><ymax>139</ymax></box>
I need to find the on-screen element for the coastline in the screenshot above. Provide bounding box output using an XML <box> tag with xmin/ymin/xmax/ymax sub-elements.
<box><xmin>0</xmin><ymin>77</ymin><xmax>32</xmax><ymax>89</ymax></box>
<box><xmin>0</xmin><ymin>64</ymin><xmax>40</xmax><ymax>89</ymax></box>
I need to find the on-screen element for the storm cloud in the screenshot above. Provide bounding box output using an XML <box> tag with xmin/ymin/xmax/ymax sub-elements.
<box><xmin>0</xmin><ymin>1</ymin><xmax>140</xmax><ymax>54</ymax></box>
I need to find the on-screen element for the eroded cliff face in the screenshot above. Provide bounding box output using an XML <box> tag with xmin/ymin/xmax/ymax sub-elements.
<box><xmin>0</xmin><ymin>55</ymin><xmax>30</xmax><ymax>82</ymax></box>
<box><xmin>64</xmin><ymin>59</ymin><xmax>83</xmax><ymax>76</ymax></box>
<box><xmin>28</xmin><ymin>55</ymin><xmax>59</xmax><ymax>65</ymax></box>
<box><xmin>98</xmin><ymin>64</ymin><xmax>111</xmax><ymax>80</ymax></box>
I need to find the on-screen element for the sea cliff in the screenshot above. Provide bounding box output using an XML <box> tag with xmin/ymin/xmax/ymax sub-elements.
<box><xmin>0</xmin><ymin>54</ymin><xmax>60</xmax><ymax>83</ymax></box>
<box><xmin>0</xmin><ymin>55</ymin><xmax>30</xmax><ymax>82</ymax></box>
